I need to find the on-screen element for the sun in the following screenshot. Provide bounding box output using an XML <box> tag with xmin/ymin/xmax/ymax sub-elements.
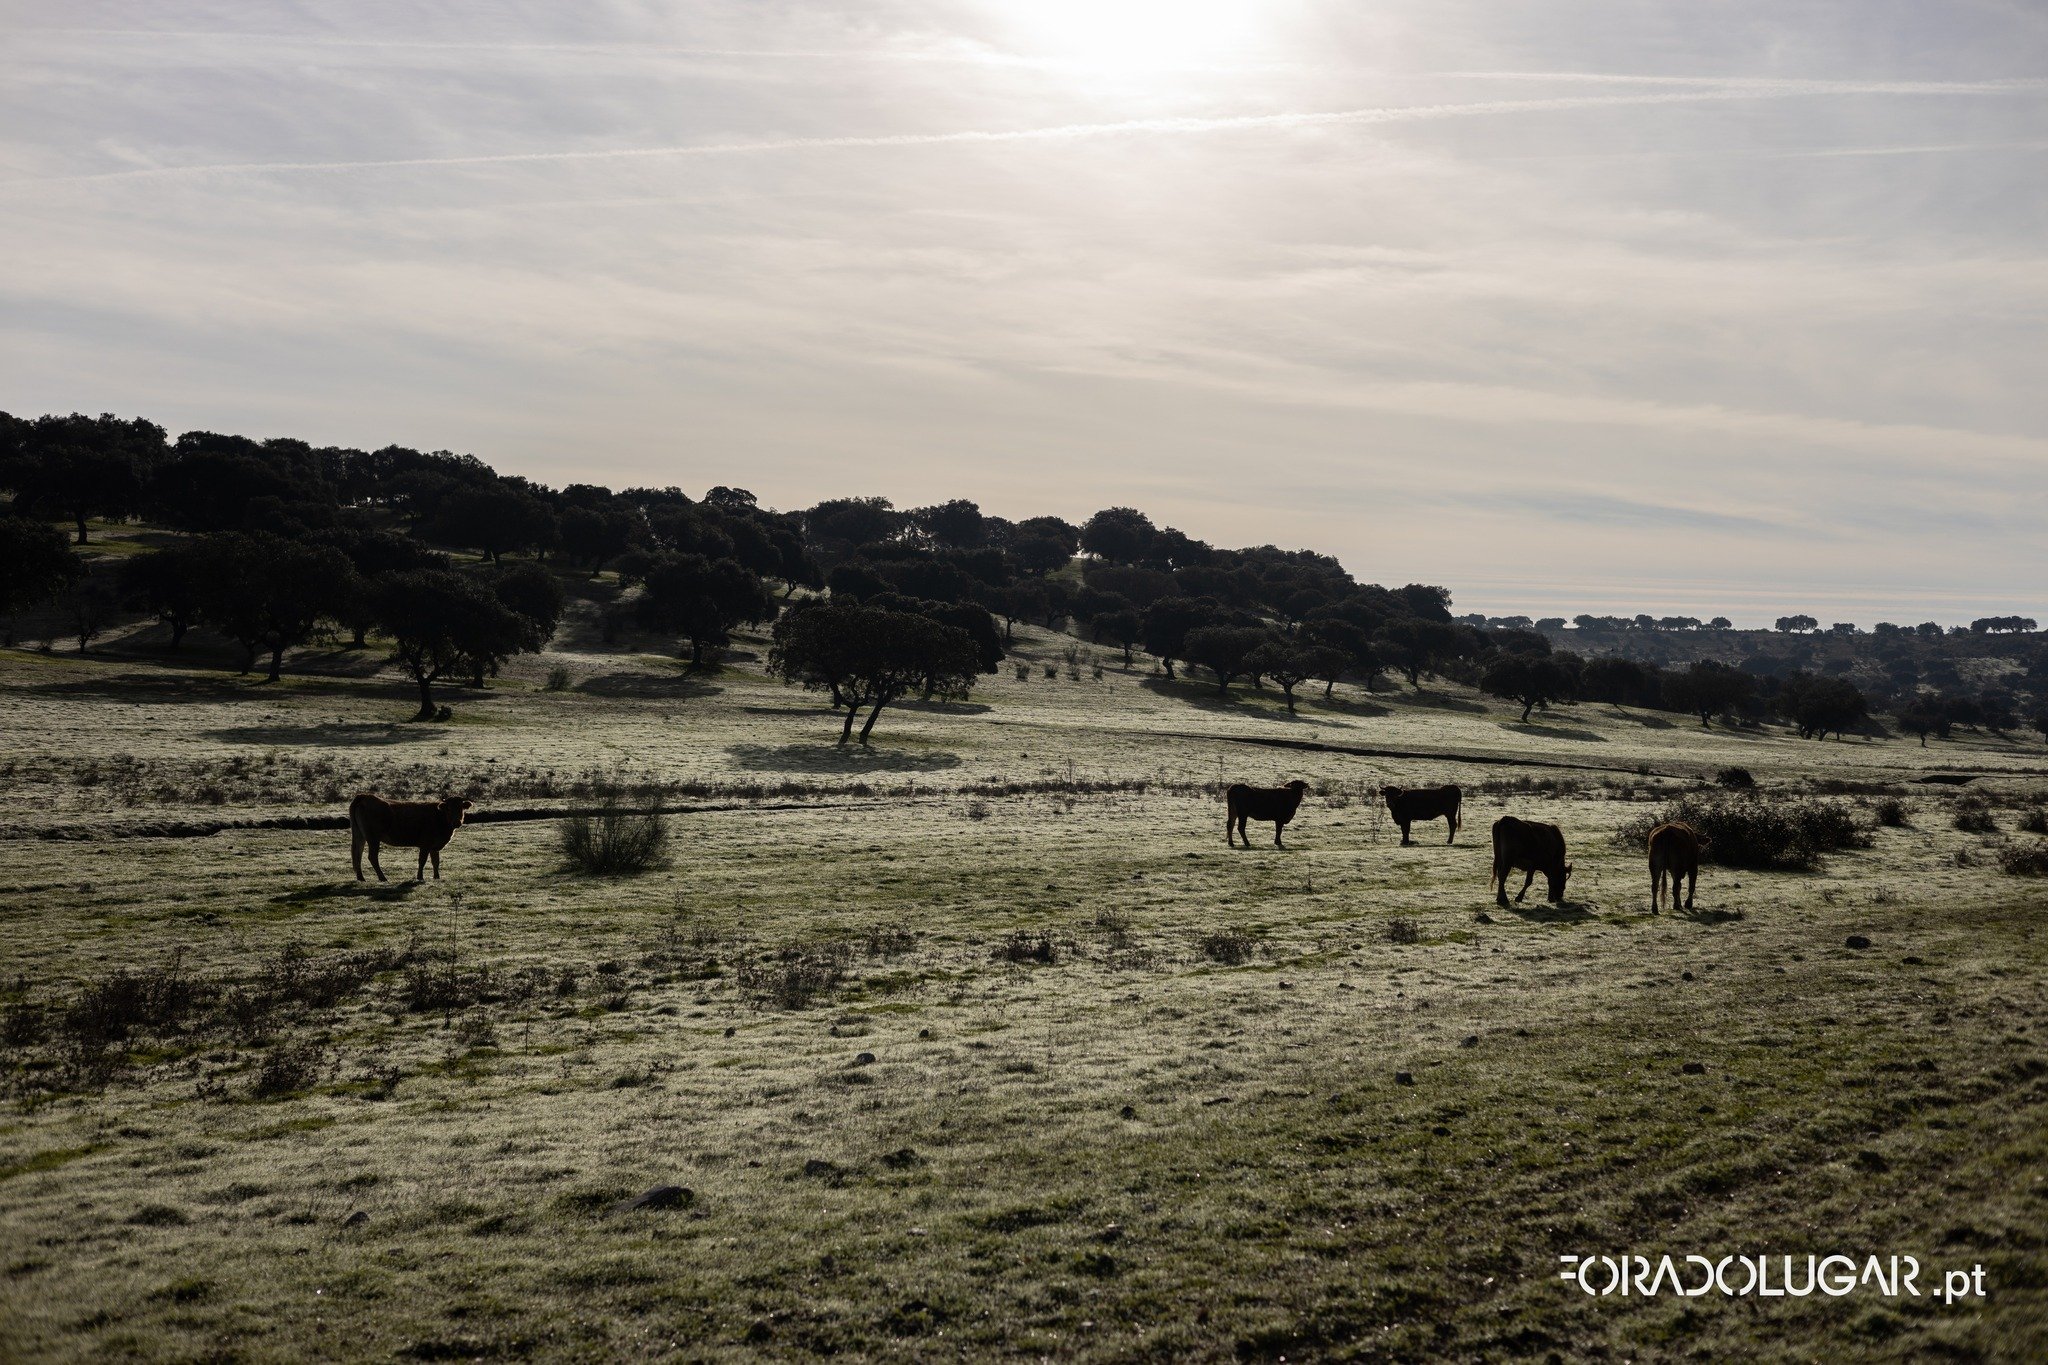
<box><xmin>993</xmin><ymin>0</ymin><xmax>1268</xmax><ymax>74</ymax></box>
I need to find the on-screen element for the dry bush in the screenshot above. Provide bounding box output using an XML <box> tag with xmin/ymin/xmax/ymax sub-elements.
<box><xmin>735</xmin><ymin>943</ymin><xmax>853</xmax><ymax>1009</ymax></box>
<box><xmin>1716</xmin><ymin>767</ymin><xmax>1756</xmax><ymax>790</ymax></box>
<box><xmin>251</xmin><ymin>1038</ymin><xmax>326</xmax><ymax>1098</ymax></box>
<box><xmin>1997</xmin><ymin>843</ymin><xmax>2048</xmax><ymax>877</ymax></box>
<box><xmin>1614</xmin><ymin>794</ymin><xmax>1870</xmax><ymax>870</ymax></box>
<box><xmin>1873</xmin><ymin>797</ymin><xmax>1910</xmax><ymax>828</ymax></box>
<box><xmin>1384</xmin><ymin>917</ymin><xmax>1422</xmax><ymax>945</ymax></box>
<box><xmin>1953</xmin><ymin>800</ymin><xmax>1998</xmax><ymax>835</ymax></box>
<box><xmin>560</xmin><ymin>784</ymin><xmax>670</xmax><ymax>875</ymax></box>
<box><xmin>1198</xmin><ymin>928</ymin><xmax>1258</xmax><ymax>965</ymax></box>
<box><xmin>2018</xmin><ymin>808</ymin><xmax>2048</xmax><ymax>836</ymax></box>
<box><xmin>992</xmin><ymin>931</ymin><xmax>1062</xmax><ymax>966</ymax></box>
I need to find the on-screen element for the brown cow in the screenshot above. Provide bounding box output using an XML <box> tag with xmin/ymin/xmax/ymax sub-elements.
<box><xmin>1226</xmin><ymin>780</ymin><xmax>1310</xmax><ymax>848</ymax></box>
<box><xmin>1382</xmin><ymin>784</ymin><xmax>1462</xmax><ymax>845</ymax></box>
<box><xmin>1647</xmin><ymin>821</ymin><xmax>1706</xmax><ymax>912</ymax></box>
<box><xmin>1490</xmin><ymin>815</ymin><xmax>1572</xmax><ymax>906</ymax></box>
<box><xmin>350</xmin><ymin>792</ymin><xmax>473</xmax><ymax>882</ymax></box>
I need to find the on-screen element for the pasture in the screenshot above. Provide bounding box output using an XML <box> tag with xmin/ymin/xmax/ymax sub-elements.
<box><xmin>3</xmin><ymin>625</ymin><xmax>2046</xmax><ymax>1362</ymax></box>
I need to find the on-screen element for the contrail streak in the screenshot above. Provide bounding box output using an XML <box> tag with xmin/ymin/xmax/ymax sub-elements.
<box><xmin>33</xmin><ymin>82</ymin><xmax>2048</xmax><ymax>185</ymax></box>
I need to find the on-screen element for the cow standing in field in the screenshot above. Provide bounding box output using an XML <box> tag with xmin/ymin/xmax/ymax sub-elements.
<box><xmin>1226</xmin><ymin>780</ymin><xmax>1310</xmax><ymax>848</ymax></box>
<box><xmin>1647</xmin><ymin>821</ymin><xmax>1705</xmax><ymax>913</ymax></box>
<box><xmin>350</xmin><ymin>793</ymin><xmax>474</xmax><ymax>882</ymax></box>
<box><xmin>1382</xmin><ymin>784</ymin><xmax>1462</xmax><ymax>845</ymax></box>
<box><xmin>1490</xmin><ymin>815</ymin><xmax>1572</xmax><ymax>906</ymax></box>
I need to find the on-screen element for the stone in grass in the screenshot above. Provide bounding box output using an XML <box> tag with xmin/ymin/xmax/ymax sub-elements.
<box><xmin>1394</xmin><ymin>1071</ymin><xmax>1415</xmax><ymax>1086</ymax></box>
<box><xmin>1459</xmin><ymin>1035</ymin><xmax>1479</xmax><ymax>1049</ymax></box>
<box><xmin>1681</xmin><ymin>1062</ymin><xmax>1706</xmax><ymax>1075</ymax></box>
<box><xmin>1846</xmin><ymin>935</ymin><xmax>1873</xmax><ymax>950</ymax></box>
<box><xmin>881</xmin><ymin>1147</ymin><xmax>922</xmax><ymax>1170</ymax></box>
<box><xmin>610</xmin><ymin>1185</ymin><xmax>695</xmax><ymax>1215</ymax></box>
<box><xmin>340</xmin><ymin>1210</ymin><xmax>369</xmax><ymax>1228</ymax></box>
<box><xmin>1119</xmin><ymin>1104</ymin><xmax>1137</xmax><ymax>1120</ymax></box>
<box><xmin>854</xmin><ymin>1052</ymin><xmax>876</xmax><ymax>1066</ymax></box>
<box><xmin>802</xmin><ymin>1159</ymin><xmax>846</xmax><ymax>1184</ymax></box>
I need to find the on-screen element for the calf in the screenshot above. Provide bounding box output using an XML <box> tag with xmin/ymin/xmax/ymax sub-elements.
<box><xmin>1226</xmin><ymin>779</ymin><xmax>1310</xmax><ymax>848</ymax></box>
<box><xmin>1382</xmin><ymin>783</ymin><xmax>1462</xmax><ymax>845</ymax></box>
<box><xmin>1490</xmin><ymin>815</ymin><xmax>1571</xmax><ymax>906</ymax></box>
<box><xmin>1647</xmin><ymin>821</ymin><xmax>1705</xmax><ymax>912</ymax></box>
<box><xmin>349</xmin><ymin>792</ymin><xmax>474</xmax><ymax>882</ymax></box>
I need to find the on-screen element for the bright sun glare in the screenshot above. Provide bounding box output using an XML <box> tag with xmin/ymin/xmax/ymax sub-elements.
<box><xmin>997</xmin><ymin>0</ymin><xmax>1267</xmax><ymax>73</ymax></box>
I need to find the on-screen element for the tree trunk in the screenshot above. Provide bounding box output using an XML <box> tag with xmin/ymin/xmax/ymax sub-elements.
<box><xmin>414</xmin><ymin>675</ymin><xmax>437</xmax><ymax>722</ymax></box>
<box><xmin>689</xmin><ymin>638</ymin><xmax>704</xmax><ymax>669</ymax></box>
<box><xmin>74</xmin><ymin>512</ymin><xmax>89</xmax><ymax>545</ymax></box>
<box><xmin>1162</xmin><ymin>658</ymin><xmax>1175</xmax><ymax>679</ymax></box>
<box><xmin>858</xmin><ymin>701</ymin><xmax>886</xmax><ymax>744</ymax></box>
<box><xmin>839</xmin><ymin>705</ymin><xmax>859</xmax><ymax>744</ymax></box>
<box><xmin>1324</xmin><ymin>678</ymin><xmax>1335</xmax><ymax>699</ymax></box>
<box><xmin>170</xmin><ymin>620</ymin><xmax>187</xmax><ymax>650</ymax></box>
<box><xmin>1521</xmin><ymin>699</ymin><xmax>1535</xmax><ymax>722</ymax></box>
<box><xmin>1284</xmin><ymin>687</ymin><xmax>1297</xmax><ymax>713</ymax></box>
<box><xmin>267</xmin><ymin>645</ymin><xmax>285</xmax><ymax>683</ymax></box>
<box><xmin>1122</xmin><ymin>643</ymin><xmax>1133</xmax><ymax>666</ymax></box>
<box><xmin>350</xmin><ymin>624</ymin><xmax>367</xmax><ymax>648</ymax></box>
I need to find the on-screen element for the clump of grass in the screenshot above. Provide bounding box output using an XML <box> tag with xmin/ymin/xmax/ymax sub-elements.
<box><xmin>544</xmin><ymin>666</ymin><xmax>572</xmax><ymax>692</ymax></box>
<box><xmin>992</xmin><ymin>931</ymin><xmax>1062</xmax><ymax>966</ymax></box>
<box><xmin>1715</xmin><ymin>766</ymin><xmax>1756</xmax><ymax>790</ymax></box>
<box><xmin>1383</xmin><ymin>917</ymin><xmax>1422</xmax><ymax>945</ymax></box>
<box><xmin>734</xmin><ymin>943</ymin><xmax>853</xmax><ymax>1010</ymax></box>
<box><xmin>2018</xmin><ymin>808</ymin><xmax>2048</xmax><ymax>836</ymax></box>
<box><xmin>864</xmin><ymin>924</ymin><xmax>916</xmax><ymax>957</ymax></box>
<box><xmin>1873</xmin><ymin>797</ymin><xmax>1910</xmax><ymax>828</ymax></box>
<box><xmin>1997</xmin><ymin>843</ymin><xmax>2048</xmax><ymax>877</ymax></box>
<box><xmin>403</xmin><ymin>958</ymin><xmax>499</xmax><ymax>1015</ymax></box>
<box><xmin>964</xmin><ymin>799</ymin><xmax>991</xmax><ymax>821</ymax></box>
<box><xmin>1952</xmin><ymin>799</ymin><xmax>1998</xmax><ymax>835</ymax></box>
<box><xmin>1197</xmin><ymin>928</ymin><xmax>1258</xmax><ymax>966</ymax></box>
<box><xmin>560</xmin><ymin>784</ymin><xmax>669</xmax><ymax>875</ymax></box>
<box><xmin>1014</xmin><ymin>663</ymin><xmax>1030</xmax><ymax>681</ymax></box>
<box><xmin>1614</xmin><ymin>793</ymin><xmax>1870</xmax><ymax>870</ymax></box>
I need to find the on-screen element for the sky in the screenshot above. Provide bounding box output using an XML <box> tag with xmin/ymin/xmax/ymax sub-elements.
<box><xmin>3</xmin><ymin>1</ymin><xmax>2045</xmax><ymax>626</ymax></box>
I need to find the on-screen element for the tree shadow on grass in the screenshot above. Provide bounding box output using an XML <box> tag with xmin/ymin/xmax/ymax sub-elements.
<box><xmin>893</xmin><ymin>698</ymin><xmax>993</xmax><ymax>715</ymax></box>
<box><xmin>726</xmin><ymin>742</ymin><xmax>962</xmax><ymax>774</ymax></box>
<box><xmin>1603</xmin><ymin>707</ymin><xmax>1675</xmax><ymax>730</ymax></box>
<box><xmin>31</xmin><ymin>672</ymin><xmax>256</xmax><ymax>705</ymax></box>
<box><xmin>1138</xmin><ymin>676</ymin><xmax>1313</xmax><ymax>723</ymax></box>
<box><xmin>271</xmin><ymin>881</ymin><xmax>422</xmax><ymax>905</ymax></box>
<box><xmin>1391</xmin><ymin>689</ymin><xmax>1486</xmax><ymax>713</ymax></box>
<box><xmin>206</xmin><ymin>723</ymin><xmax>436</xmax><ymax>747</ymax></box>
<box><xmin>1501</xmin><ymin>721</ymin><xmax>1608</xmax><ymax>743</ymax></box>
<box><xmin>1504</xmin><ymin>899</ymin><xmax>1596</xmax><ymax>923</ymax></box>
<box><xmin>1309</xmin><ymin>693</ymin><xmax>1392</xmax><ymax>719</ymax></box>
<box><xmin>575</xmin><ymin>671</ymin><xmax>724</xmax><ymax>700</ymax></box>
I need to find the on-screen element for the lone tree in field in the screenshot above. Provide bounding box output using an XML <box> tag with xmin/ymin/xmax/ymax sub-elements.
<box><xmin>1244</xmin><ymin>641</ymin><xmax>1343</xmax><ymax>713</ymax></box>
<box><xmin>1481</xmin><ymin>652</ymin><xmax>1578</xmax><ymax>722</ymax></box>
<box><xmin>375</xmin><ymin>570</ymin><xmax>525</xmax><ymax>720</ymax></box>
<box><xmin>1182</xmin><ymin>625</ymin><xmax>1271</xmax><ymax>695</ymax></box>
<box><xmin>195</xmin><ymin>533</ymin><xmax>355</xmax><ymax>681</ymax></box>
<box><xmin>1780</xmin><ymin>673</ymin><xmax>1867</xmax><ymax>740</ymax></box>
<box><xmin>635</xmin><ymin>553</ymin><xmax>777</xmax><ymax>668</ymax></box>
<box><xmin>1897</xmin><ymin>700</ymin><xmax>1950</xmax><ymax>747</ymax></box>
<box><xmin>1661</xmin><ymin>660</ymin><xmax>1756</xmax><ymax>727</ymax></box>
<box><xmin>769</xmin><ymin>599</ymin><xmax>981</xmax><ymax>744</ymax></box>
<box><xmin>0</xmin><ymin>514</ymin><xmax>80</xmax><ymax>636</ymax></box>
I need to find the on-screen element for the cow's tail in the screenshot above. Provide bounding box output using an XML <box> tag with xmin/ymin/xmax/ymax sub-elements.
<box><xmin>1451</xmin><ymin>795</ymin><xmax>1462</xmax><ymax>835</ymax></box>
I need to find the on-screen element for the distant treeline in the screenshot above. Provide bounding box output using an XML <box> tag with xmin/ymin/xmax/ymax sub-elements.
<box><xmin>1</xmin><ymin>410</ymin><xmax>2044</xmax><ymax>744</ymax></box>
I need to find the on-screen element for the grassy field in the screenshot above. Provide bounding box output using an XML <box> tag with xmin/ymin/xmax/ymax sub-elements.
<box><xmin>3</xmin><ymin>615</ymin><xmax>2047</xmax><ymax>1361</ymax></box>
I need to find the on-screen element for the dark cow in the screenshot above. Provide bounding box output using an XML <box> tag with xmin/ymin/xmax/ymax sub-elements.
<box><xmin>1647</xmin><ymin>821</ymin><xmax>1705</xmax><ymax>913</ymax></box>
<box><xmin>350</xmin><ymin>793</ymin><xmax>473</xmax><ymax>882</ymax></box>
<box><xmin>1226</xmin><ymin>780</ymin><xmax>1310</xmax><ymax>848</ymax></box>
<box><xmin>1490</xmin><ymin>815</ymin><xmax>1571</xmax><ymax>906</ymax></box>
<box><xmin>1382</xmin><ymin>783</ymin><xmax>1462</xmax><ymax>845</ymax></box>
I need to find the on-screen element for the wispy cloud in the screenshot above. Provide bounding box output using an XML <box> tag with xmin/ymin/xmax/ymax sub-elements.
<box><xmin>28</xmin><ymin>81</ymin><xmax>2044</xmax><ymax>185</ymax></box>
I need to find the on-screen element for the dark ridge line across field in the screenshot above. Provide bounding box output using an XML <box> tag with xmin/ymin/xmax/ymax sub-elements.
<box><xmin>11</xmin><ymin>798</ymin><xmax>948</xmax><ymax>842</ymax></box>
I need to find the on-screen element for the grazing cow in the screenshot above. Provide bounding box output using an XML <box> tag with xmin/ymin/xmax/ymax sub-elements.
<box><xmin>349</xmin><ymin>792</ymin><xmax>474</xmax><ymax>882</ymax></box>
<box><xmin>1490</xmin><ymin>815</ymin><xmax>1572</xmax><ymax>907</ymax></box>
<box><xmin>1226</xmin><ymin>779</ymin><xmax>1310</xmax><ymax>848</ymax></box>
<box><xmin>1647</xmin><ymin>821</ymin><xmax>1706</xmax><ymax>913</ymax></box>
<box><xmin>1382</xmin><ymin>783</ymin><xmax>1462</xmax><ymax>845</ymax></box>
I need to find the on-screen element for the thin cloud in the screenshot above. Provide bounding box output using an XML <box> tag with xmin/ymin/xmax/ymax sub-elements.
<box><xmin>28</xmin><ymin>81</ymin><xmax>2043</xmax><ymax>185</ymax></box>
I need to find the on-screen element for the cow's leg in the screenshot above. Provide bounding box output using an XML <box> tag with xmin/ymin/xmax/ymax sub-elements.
<box><xmin>1398</xmin><ymin>819</ymin><xmax>1412</xmax><ymax>846</ymax></box>
<box><xmin>431</xmin><ymin>849</ymin><xmax>442</xmax><ymax>880</ymax></box>
<box><xmin>1515</xmin><ymin>869</ymin><xmax>1535</xmax><ymax>903</ymax></box>
<box><xmin>1494</xmin><ymin>859</ymin><xmax>1510</xmax><ymax>908</ymax></box>
<box><xmin>1273</xmin><ymin>819</ymin><xmax>1285</xmax><ymax>848</ymax></box>
<box><xmin>367</xmin><ymin>840</ymin><xmax>387</xmax><ymax>882</ymax></box>
<box><xmin>416</xmin><ymin>847</ymin><xmax>428</xmax><ymax>881</ymax></box>
<box><xmin>351</xmin><ymin>823</ymin><xmax>365</xmax><ymax>881</ymax></box>
<box><xmin>1444</xmin><ymin>816</ymin><xmax>1455</xmax><ymax>846</ymax></box>
<box><xmin>1684</xmin><ymin>868</ymin><xmax>1696</xmax><ymax>910</ymax></box>
<box><xmin>1651</xmin><ymin>865</ymin><xmax>1663</xmax><ymax>913</ymax></box>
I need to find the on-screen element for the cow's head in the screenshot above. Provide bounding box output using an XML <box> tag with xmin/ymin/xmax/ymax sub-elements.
<box><xmin>1548</xmin><ymin>862</ymin><xmax>1573</xmax><ymax>903</ymax></box>
<box><xmin>1379</xmin><ymin>785</ymin><xmax>1402</xmax><ymax>805</ymax></box>
<box><xmin>1286</xmin><ymin>779</ymin><xmax>1310</xmax><ymax>795</ymax></box>
<box><xmin>439</xmin><ymin>795</ymin><xmax>474</xmax><ymax>827</ymax></box>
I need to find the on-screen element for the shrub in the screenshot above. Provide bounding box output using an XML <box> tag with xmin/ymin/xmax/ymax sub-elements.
<box><xmin>1715</xmin><ymin>766</ymin><xmax>1756</xmax><ymax>790</ymax></box>
<box><xmin>1873</xmin><ymin>797</ymin><xmax>1909</xmax><ymax>828</ymax></box>
<box><xmin>992</xmin><ymin>931</ymin><xmax>1061</xmax><ymax>966</ymax></box>
<box><xmin>1197</xmin><ymin>928</ymin><xmax>1258</xmax><ymax>965</ymax></box>
<box><xmin>251</xmin><ymin>1038</ymin><xmax>326</xmax><ymax>1098</ymax></box>
<box><xmin>1614</xmin><ymin>794</ymin><xmax>1870</xmax><ymax>870</ymax></box>
<box><xmin>544</xmin><ymin>666</ymin><xmax>572</xmax><ymax>692</ymax></box>
<box><xmin>1953</xmin><ymin>800</ymin><xmax>1998</xmax><ymax>835</ymax></box>
<box><xmin>1998</xmin><ymin>843</ymin><xmax>2048</xmax><ymax>877</ymax></box>
<box><xmin>561</xmin><ymin>789</ymin><xmax>669</xmax><ymax>875</ymax></box>
<box><xmin>2019</xmin><ymin>808</ymin><xmax>2048</xmax><ymax>836</ymax></box>
<box><xmin>1383</xmin><ymin>917</ymin><xmax>1422</xmax><ymax>945</ymax></box>
<box><xmin>734</xmin><ymin>944</ymin><xmax>852</xmax><ymax>1009</ymax></box>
